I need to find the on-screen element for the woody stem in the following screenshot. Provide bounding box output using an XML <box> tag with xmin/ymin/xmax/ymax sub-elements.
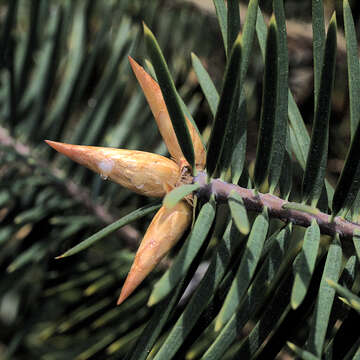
<box><xmin>193</xmin><ymin>171</ymin><xmax>360</xmax><ymax>241</ymax></box>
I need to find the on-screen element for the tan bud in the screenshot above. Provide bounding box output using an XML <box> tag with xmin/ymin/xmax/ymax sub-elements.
<box><xmin>45</xmin><ymin>140</ymin><xmax>180</xmax><ymax>198</ymax></box>
<box><xmin>129</xmin><ymin>56</ymin><xmax>206</xmax><ymax>170</ymax></box>
<box><xmin>117</xmin><ymin>201</ymin><xmax>192</xmax><ymax>305</ymax></box>
<box><xmin>187</xmin><ymin>118</ymin><xmax>206</xmax><ymax>170</ymax></box>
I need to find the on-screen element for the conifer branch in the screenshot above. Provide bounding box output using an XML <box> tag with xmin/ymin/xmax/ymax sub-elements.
<box><xmin>194</xmin><ymin>171</ymin><xmax>360</xmax><ymax>240</ymax></box>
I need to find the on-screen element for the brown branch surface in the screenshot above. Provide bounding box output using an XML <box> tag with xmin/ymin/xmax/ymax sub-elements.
<box><xmin>195</xmin><ymin>172</ymin><xmax>360</xmax><ymax>241</ymax></box>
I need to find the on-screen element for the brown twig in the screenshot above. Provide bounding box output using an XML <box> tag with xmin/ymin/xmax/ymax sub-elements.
<box><xmin>195</xmin><ymin>171</ymin><xmax>360</xmax><ymax>241</ymax></box>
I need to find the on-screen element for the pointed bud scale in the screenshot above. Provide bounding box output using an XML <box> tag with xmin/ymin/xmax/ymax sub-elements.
<box><xmin>117</xmin><ymin>201</ymin><xmax>192</xmax><ymax>305</ymax></box>
<box><xmin>129</xmin><ymin>56</ymin><xmax>206</xmax><ymax>170</ymax></box>
<box><xmin>45</xmin><ymin>140</ymin><xmax>180</xmax><ymax>198</ymax></box>
<box><xmin>188</xmin><ymin>122</ymin><xmax>206</xmax><ymax>170</ymax></box>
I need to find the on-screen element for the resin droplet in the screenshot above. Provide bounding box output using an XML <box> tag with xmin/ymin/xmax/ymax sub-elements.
<box><xmin>97</xmin><ymin>159</ymin><xmax>114</xmax><ymax>180</ymax></box>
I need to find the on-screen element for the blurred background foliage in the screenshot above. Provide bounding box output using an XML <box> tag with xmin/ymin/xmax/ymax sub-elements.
<box><xmin>0</xmin><ymin>0</ymin><xmax>359</xmax><ymax>359</ymax></box>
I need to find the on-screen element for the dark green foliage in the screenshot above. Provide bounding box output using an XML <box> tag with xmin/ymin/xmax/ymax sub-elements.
<box><xmin>213</xmin><ymin>0</ymin><xmax>228</xmax><ymax>56</ymax></box>
<box><xmin>144</xmin><ymin>23</ymin><xmax>195</xmax><ymax>170</ymax></box>
<box><xmin>302</xmin><ymin>14</ymin><xmax>337</xmax><ymax>207</ymax></box>
<box><xmin>149</xmin><ymin>200</ymin><xmax>216</xmax><ymax>305</ymax></box>
<box><xmin>0</xmin><ymin>1</ymin><xmax>212</xmax><ymax>359</ymax></box>
<box><xmin>291</xmin><ymin>220</ymin><xmax>320</xmax><ymax>309</ymax></box>
<box><xmin>163</xmin><ymin>183</ymin><xmax>201</xmax><ymax>209</ymax></box>
<box><xmin>206</xmin><ymin>32</ymin><xmax>242</xmax><ymax>177</ymax></box>
<box><xmin>306</xmin><ymin>237</ymin><xmax>342</xmax><ymax>356</ymax></box>
<box><xmin>58</xmin><ymin>203</ymin><xmax>161</xmax><ymax>258</ymax></box>
<box><xmin>269</xmin><ymin>0</ymin><xmax>288</xmax><ymax>192</ymax></box>
<box><xmin>216</xmin><ymin>209</ymin><xmax>269</xmax><ymax>329</ymax></box>
<box><xmin>343</xmin><ymin>0</ymin><xmax>360</xmax><ymax>219</ymax></box>
<box><xmin>191</xmin><ymin>52</ymin><xmax>219</xmax><ymax>118</ymax></box>
<box><xmin>312</xmin><ymin>0</ymin><xmax>326</xmax><ymax>108</ymax></box>
<box><xmin>1</xmin><ymin>1</ymin><xmax>360</xmax><ymax>359</ymax></box>
<box><xmin>333</xmin><ymin>118</ymin><xmax>360</xmax><ymax>216</ymax></box>
<box><xmin>228</xmin><ymin>190</ymin><xmax>250</xmax><ymax>234</ymax></box>
<box><xmin>227</xmin><ymin>0</ymin><xmax>241</xmax><ymax>55</ymax></box>
<box><xmin>254</xmin><ymin>16</ymin><xmax>278</xmax><ymax>190</ymax></box>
